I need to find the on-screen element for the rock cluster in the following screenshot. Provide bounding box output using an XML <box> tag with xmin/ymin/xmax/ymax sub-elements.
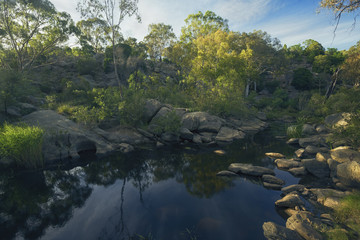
<box><xmin>141</xmin><ymin>99</ymin><xmax>268</xmax><ymax>146</ymax></box>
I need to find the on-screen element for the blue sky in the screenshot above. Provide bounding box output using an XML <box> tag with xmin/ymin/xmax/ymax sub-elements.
<box><xmin>51</xmin><ymin>0</ymin><xmax>360</xmax><ymax>50</ymax></box>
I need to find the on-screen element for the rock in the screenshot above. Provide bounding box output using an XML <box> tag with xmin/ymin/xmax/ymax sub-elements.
<box><xmin>19</xmin><ymin>103</ymin><xmax>38</xmax><ymax>114</ymax></box>
<box><xmin>288</xmin><ymin>167</ymin><xmax>307</xmax><ymax>177</ymax></box>
<box><xmin>299</xmin><ymin>136</ymin><xmax>327</xmax><ymax>148</ymax></box>
<box><xmin>228</xmin><ymin>163</ymin><xmax>275</xmax><ymax>177</ymax></box>
<box><xmin>265</xmin><ymin>152</ymin><xmax>286</xmax><ymax>159</ymax></box>
<box><xmin>143</xmin><ymin>99</ymin><xmax>163</xmax><ymax>123</ymax></box>
<box><xmin>283</xmin><ymin>208</ymin><xmax>300</xmax><ymax>217</ymax></box>
<box><xmin>149</xmin><ymin>107</ymin><xmax>172</xmax><ymax>127</ymax></box>
<box><xmin>215</xmin><ymin>127</ymin><xmax>245</xmax><ymax>143</ymax></box>
<box><xmin>119</xmin><ymin>143</ymin><xmax>134</xmax><ymax>153</ymax></box>
<box><xmin>327</xmin><ymin>158</ymin><xmax>339</xmax><ymax>177</ymax></box>
<box><xmin>22</xmin><ymin>110</ymin><xmax>116</xmax><ymax>164</ymax></box>
<box><xmin>200</xmin><ymin>132</ymin><xmax>215</xmax><ymax>143</ymax></box>
<box><xmin>275</xmin><ymin>159</ymin><xmax>302</xmax><ymax>169</ymax></box>
<box><xmin>287</xmin><ymin>138</ymin><xmax>299</xmax><ymax>145</ymax></box>
<box><xmin>262</xmin><ymin>222</ymin><xmax>303</xmax><ymax>240</ymax></box>
<box><xmin>179</xmin><ymin>127</ymin><xmax>193</xmax><ymax>141</ymax></box>
<box><xmin>302</xmin><ymin>159</ymin><xmax>330</xmax><ymax>178</ymax></box>
<box><xmin>156</xmin><ymin>141</ymin><xmax>164</xmax><ymax>148</ymax></box>
<box><xmin>336</xmin><ymin>161</ymin><xmax>360</xmax><ymax>187</ymax></box>
<box><xmin>161</xmin><ymin>132</ymin><xmax>179</xmax><ymax>143</ymax></box>
<box><xmin>286</xmin><ymin>212</ymin><xmax>324</xmax><ymax>240</ymax></box>
<box><xmin>315</xmin><ymin>152</ymin><xmax>330</xmax><ymax>162</ymax></box>
<box><xmin>304</xmin><ymin>145</ymin><xmax>322</xmax><ymax>155</ymax></box>
<box><xmin>310</xmin><ymin>188</ymin><xmax>348</xmax><ymax>209</ymax></box>
<box><xmin>275</xmin><ymin>193</ymin><xmax>304</xmax><ymax>209</ymax></box>
<box><xmin>330</xmin><ymin>147</ymin><xmax>360</xmax><ymax>163</ymax></box>
<box><xmin>181</xmin><ymin>112</ymin><xmax>223</xmax><ymax>132</ymax></box>
<box><xmin>6</xmin><ymin>106</ymin><xmax>22</xmax><ymax>117</ymax></box>
<box><xmin>302</xmin><ymin>124</ymin><xmax>317</xmax><ymax>136</ymax></box>
<box><xmin>281</xmin><ymin>184</ymin><xmax>305</xmax><ymax>195</ymax></box>
<box><xmin>315</xmin><ymin>124</ymin><xmax>328</xmax><ymax>134</ymax></box>
<box><xmin>96</xmin><ymin>126</ymin><xmax>150</xmax><ymax>145</ymax></box>
<box><xmin>214</xmin><ymin>150</ymin><xmax>226</xmax><ymax>155</ymax></box>
<box><xmin>76</xmin><ymin>139</ymin><xmax>97</xmax><ymax>156</ymax></box>
<box><xmin>262</xmin><ymin>175</ymin><xmax>285</xmax><ymax>185</ymax></box>
<box><xmin>192</xmin><ymin>134</ymin><xmax>202</xmax><ymax>144</ymax></box>
<box><xmin>239</xmin><ymin>118</ymin><xmax>268</xmax><ymax>134</ymax></box>
<box><xmin>216</xmin><ymin>170</ymin><xmax>238</xmax><ymax>177</ymax></box>
<box><xmin>257</xmin><ymin>112</ymin><xmax>267</xmax><ymax>121</ymax></box>
<box><xmin>263</xmin><ymin>182</ymin><xmax>283</xmax><ymax>190</ymax></box>
<box><xmin>295</xmin><ymin>148</ymin><xmax>305</xmax><ymax>158</ymax></box>
<box><xmin>325</xmin><ymin>112</ymin><xmax>351</xmax><ymax>128</ymax></box>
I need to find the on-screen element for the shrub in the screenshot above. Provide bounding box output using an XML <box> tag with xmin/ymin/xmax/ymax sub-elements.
<box><xmin>149</xmin><ymin>110</ymin><xmax>181</xmax><ymax>135</ymax></box>
<box><xmin>0</xmin><ymin>123</ymin><xmax>44</xmax><ymax>168</ymax></box>
<box><xmin>292</xmin><ymin>68</ymin><xmax>314</xmax><ymax>90</ymax></box>
<box><xmin>334</xmin><ymin>191</ymin><xmax>360</xmax><ymax>234</ymax></box>
<box><xmin>76</xmin><ymin>57</ymin><xmax>98</xmax><ymax>76</ymax></box>
<box><xmin>286</xmin><ymin>125</ymin><xmax>302</xmax><ymax>138</ymax></box>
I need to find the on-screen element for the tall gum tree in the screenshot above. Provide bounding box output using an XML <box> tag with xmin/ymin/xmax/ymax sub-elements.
<box><xmin>0</xmin><ymin>0</ymin><xmax>75</xmax><ymax>71</ymax></box>
<box><xmin>77</xmin><ymin>0</ymin><xmax>141</xmax><ymax>96</ymax></box>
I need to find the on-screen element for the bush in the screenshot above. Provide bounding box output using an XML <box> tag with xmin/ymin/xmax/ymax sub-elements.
<box><xmin>292</xmin><ymin>68</ymin><xmax>314</xmax><ymax>90</ymax></box>
<box><xmin>0</xmin><ymin>123</ymin><xmax>44</xmax><ymax>168</ymax></box>
<box><xmin>334</xmin><ymin>191</ymin><xmax>360</xmax><ymax>235</ymax></box>
<box><xmin>286</xmin><ymin>125</ymin><xmax>302</xmax><ymax>138</ymax></box>
<box><xmin>149</xmin><ymin>110</ymin><xmax>181</xmax><ymax>135</ymax></box>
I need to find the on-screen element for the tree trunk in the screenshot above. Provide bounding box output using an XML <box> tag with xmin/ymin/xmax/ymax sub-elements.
<box><xmin>325</xmin><ymin>68</ymin><xmax>340</xmax><ymax>101</ymax></box>
<box><xmin>112</xmin><ymin>37</ymin><xmax>122</xmax><ymax>98</ymax></box>
<box><xmin>245</xmin><ymin>79</ymin><xmax>250</xmax><ymax>97</ymax></box>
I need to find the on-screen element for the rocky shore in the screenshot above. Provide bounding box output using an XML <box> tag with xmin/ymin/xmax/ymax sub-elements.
<box><xmin>0</xmin><ymin>99</ymin><xmax>268</xmax><ymax>167</ymax></box>
<box><xmin>217</xmin><ymin>113</ymin><xmax>360</xmax><ymax>240</ymax></box>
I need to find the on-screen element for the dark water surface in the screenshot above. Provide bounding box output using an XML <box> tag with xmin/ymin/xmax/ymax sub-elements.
<box><xmin>0</xmin><ymin>132</ymin><xmax>298</xmax><ymax>240</ymax></box>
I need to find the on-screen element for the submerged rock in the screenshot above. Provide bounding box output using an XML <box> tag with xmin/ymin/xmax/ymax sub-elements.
<box><xmin>228</xmin><ymin>163</ymin><xmax>275</xmax><ymax>177</ymax></box>
<box><xmin>262</xmin><ymin>175</ymin><xmax>285</xmax><ymax>185</ymax></box>
<box><xmin>216</xmin><ymin>170</ymin><xmax>238</xmax><ymax>177</ymax></box>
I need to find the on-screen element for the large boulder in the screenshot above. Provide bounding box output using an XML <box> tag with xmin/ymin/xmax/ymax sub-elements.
<box><xmin>330</xmin><ymin>147</ymin><xmax>360</xmax><ymax>163</ymax></box>
<box><xmin>143</xmin><ymin>99</ymin><xmax>163</xmax><ymax>123</ymax></box>
<box><xmin>215</xmin><ymin>127</ymin><xmax>245</xmax><ymax>143</ymax></box>
<box><xmin>228</xmin><ymin>163</ymin><xmax>274</xmax><ymax>177</ymax></box>
<box><xmin>181</xmin><ymin>112</ymin><xmax>223</xmax><ymax>132</ymax></box>
<box><xmin>22</xmin><ymin>110</ymin><xmax>117</xmax><ymax>164</ymax></box>
<box><xmin>302</xmin><ymin>159</ymin><xmax>330</xmax><ymax>178</ymax></box>
<box><xmin>336</xmin><ymin>161</ymin><xmax>360</xmax><ymax>187</ymax></box>
<box><xmin>302</xmin><ymin>124</ymin><xmax>317</xmax><ymax>136</ymax></box>
<box><xmin>286</xmin><ymin>212</ymin><xmax>324</xmax><ymax>240</ymax></box>
<box><xmin>263</xmin><ymin>222</ymin><xmax>303</xmax><ymax>240</ymax></box>
<box><xmin>325</xmin><ymin>112</ymin><xmax>351</xmax><ymax>128</ymax></box>
<box><xmin>310</xmin><ymin>188</ymin><xmax>348</xmax><ymax>209</ymax></box>
<box><xmin>299</xmin><ymin>136</ymin><xmax>327</xmax><ymax>148</ymax></box>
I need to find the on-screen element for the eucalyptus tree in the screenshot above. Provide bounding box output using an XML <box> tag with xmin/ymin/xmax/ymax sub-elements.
<box><xmin>0</xmin><ymin>0</ymin><xmax>75</xmax><ymax>71</ymax></box>
<box><xmin>77</xmin><ymin>0</ymin><xmax>141</xmax><ymax>96</ymax></box>
<box><xmin>144</xmin><ymin>23</ymin><xmax>176</xmax><ymax>62</ymax></box>
<box><xmin>76</xmin><ymin>18</ymin><xmax>110</xmax><ymax>54</ymax></box>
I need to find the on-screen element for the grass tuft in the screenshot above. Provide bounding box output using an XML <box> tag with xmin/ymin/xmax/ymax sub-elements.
<box><xmin>0</xmin><ymin>123</ymin><xmax>44</xmax><ymax>168</ymax></box>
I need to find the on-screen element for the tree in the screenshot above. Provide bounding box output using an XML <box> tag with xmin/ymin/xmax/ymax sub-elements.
<box><xmin>180</xmin><ymin>10</ymin><xmax>229</xmax><ymax>43</ymax></box>
<box><xmin>0</xmin><ymin>0</ymin><xmax>75</xmax><ymax>71</ymax></box>
<box><xmin>341</xmin><ymin>41</ymin><xmax>360</xmax><ymax>86</ymax></box>
<box><xmin>77</xmin><ymin>0</ymin><xmax>141</xmax><ymax>96</ymax></box>
<box><xmin>76</xmin><ymin>18</ymin><xmax>110</xmax><ymax>54</ymax></box>
<box><xmin>303</xmin><ymin>39</ymin><xmax>325</xmax><ymax>63</ymax></box>
<box><xmin>144</xmin><ymin>23</ymin><xmax>176</xmax><ymax>62</ymax></box>
<box><xmin>320</xmin><ymin>0</ymin><xmax>360</xmax><ymax>31</ymax></box>
<box><xmin>292</xmin><ymin>68</ymin><xmax>314</xmax><ymax>90</ymax></box>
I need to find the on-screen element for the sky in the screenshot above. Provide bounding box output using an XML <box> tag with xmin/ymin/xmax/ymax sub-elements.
<box><xmin>51</xmin><ymin>0</ymin><xmax>360</xmax><ymax>50</ymax></box>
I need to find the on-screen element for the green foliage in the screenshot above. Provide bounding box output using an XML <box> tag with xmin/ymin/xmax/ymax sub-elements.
<box><xmin>144</xmin><ymin>23</ymin><xmax>176</xmax><ymax>61</ymax></box>
<box><xmin>264</xmin><ymin>80</ymin><xmax>281</xmax><ymax>94</ymax></box>
<box><xmin>271</xmin><ymin>88</ymin><xmax>289</xmax><ymax>109</ymax></box>
<box><xmin>0</xmin><ymin>0</ymin><xmax>75</xmax><ymax>71</ymax></box>
<box><xmin>0</xmin><ymin>123</ymin><xmax>44</xmax><ymax>168</ymax></box>
<box><xmin>76</xmin><ymin>56</ymin><xmax>98</xmax><ymax>76</ymax></box>
<box><xmin>0</xmin><ymin>69</ymin><xmax>21</xmax><ymax>112</ymax></box>
<box><xmin>149</xmin><ymin>110</ymin><xmax>181</xmax><ymax>134</ymax></box>
<box><xmin>330</xmin><ymin>112</ymin><xmax>360</xmax><ymax>148</ymax></box>
<box><xmin>334</xmin><ymin>191</ymin><xmax>360</xmax><ymax>234</ymax></box>
<box><xmin>286</xmin><ymin>125</ymin><xmax>302</xmax><ymax>138</ymax></box>
<box><xmin>303</xmin><ymin>39</ymin><xmax>325</xmax><ymax>63</ymax></box>
<box><xmin>292</xmin><ymin>68</ymin><xmax>314</xmax><ymax>90</ymax></box>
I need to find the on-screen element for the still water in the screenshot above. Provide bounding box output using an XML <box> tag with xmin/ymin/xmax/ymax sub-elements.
<box><xmin>0</xmin><ymin>132</ymin><xmax>298</xmax><ymax>240</ymax></box>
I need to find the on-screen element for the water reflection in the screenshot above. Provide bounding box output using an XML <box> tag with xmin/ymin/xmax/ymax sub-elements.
<box><xmin>0</xmin><ymin>134</ymin><xmax>297</xmax><ymax>239</ymax></box>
